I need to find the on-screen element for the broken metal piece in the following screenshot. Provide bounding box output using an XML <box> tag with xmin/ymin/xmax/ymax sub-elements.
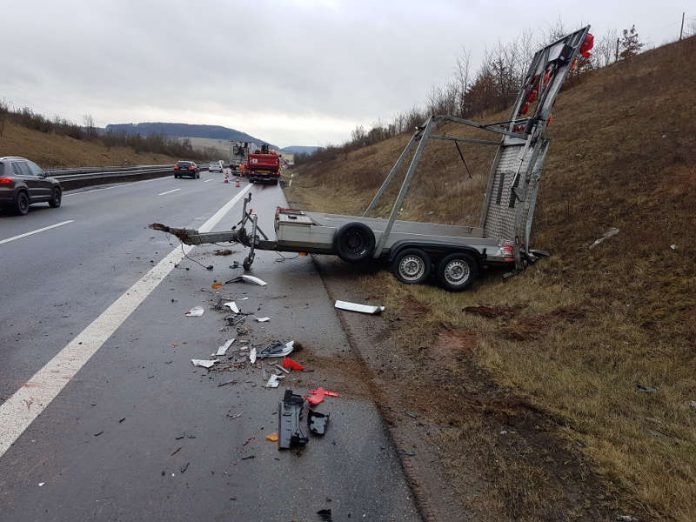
<box><xmin>185</xmin><ymin>306</ymin><xmax>205</xmax><ymax>317</ymax></box>
<box><xmin>257</xmin><ymin>341</ymin><xmax>294</xmax><ymax>359</ymax></box>
<box><xmin>226</xmin><ymin>274</ymin><xmax>268</xmax><ymax>287</ymax></box>
<box><xmin>278</xmin><ymin>390</ymin><xmax>308</xmax><ymax>450</ymax></box>
<box><xmin>215</xmin><ymin>339</ymin><xmax>235</xmax><ymax>356</ymax></box>
<box><xmin>224</xmin><ymin>302</ymin><xmax>240</xmax><ymax>314</ymax></box>
<box><xmin>334</xmin><ymin>300</ymin><xmax>385</xmax><ymax>315</ymax></box>
<box><xmin>589</xmin><ymin>227</ymin><xmax>619</xmax><ymax>249</ymax></box>
<box><xmin>191</xmin><ymin>359</ymin><xmax>218</xmax><ymax>369</ymax></box>
<box><xmin>275</xmin><ymin>364</ymin><xmax>290</xmax><ymax>374</ymax></box>
<box><xmin>308</xmin><ymin>410</ymin><xmax>329</xmax><ymax>436</ymax></box>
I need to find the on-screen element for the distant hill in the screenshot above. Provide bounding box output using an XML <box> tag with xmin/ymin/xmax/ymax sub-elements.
<box><xmin>280</xmin><ymin>145</ymin><xmax>321</xmax><ymax>155</ymax></box>
<box><xmin>104</xmin><ymin>122</ymin><xmax>275</xmax><ymax>148</ymax></box>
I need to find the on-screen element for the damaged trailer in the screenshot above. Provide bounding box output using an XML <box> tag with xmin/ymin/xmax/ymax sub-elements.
<box><xmin>151</xmin><ymin>27</ymin><xmax>592</xmax><ymax>291</ymax></box>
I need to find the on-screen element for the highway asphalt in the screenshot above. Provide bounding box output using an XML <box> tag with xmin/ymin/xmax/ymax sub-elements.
<box><xmin>0</xmin><ymin>171</ymin><xmax>420</xmax><ymax>521</ymax></box>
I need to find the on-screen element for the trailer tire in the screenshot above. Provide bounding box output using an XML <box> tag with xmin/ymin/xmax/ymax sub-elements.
<box><xmin>436</xmin><ymin>253</ymin><xmax>478</xmax><ymax>291</ymax></box>
<box><xmin>392</xmin><ymin>248</ymin><xmax>431</xmax><ymax>285</ymax></box>
<box><xmin>334</xmin><ymin>222</ymin><xmax>375</xmax><ymax>263</ymax></box>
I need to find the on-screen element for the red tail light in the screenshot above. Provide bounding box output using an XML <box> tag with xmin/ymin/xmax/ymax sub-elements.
<box><xmin>174</xmin><ymin>166</ymin><xmax>180</xmax><ymax>170</ymax></box>
<box><xmin>501</xmin><ymin>240</ymin><xmax>515</xmax><ymax>262</ymax></box>
<box><xmin>188</xmin><ymin>166</ymin><xmax>194</xmax><ymax>170</ymax></box>
<box><xmin>0</xmin><ymin>177</ymin><xmax>13</xmax><ymax>184</ymax></box>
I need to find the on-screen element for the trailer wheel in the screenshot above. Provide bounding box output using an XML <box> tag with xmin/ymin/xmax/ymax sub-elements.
<box><xmin>436</xmin><ymin>253</ymin><xmax>478</xmax><ymax>291</ymax></box>
<box><xmin>334</xmin><ymin>222</ymin><xmax>375</xmax><ymax>263</ymax></box>
<box><xmin>392</xmin><ymin>248</ymin><xmax>431</xmax><ymax>284</ymax></box>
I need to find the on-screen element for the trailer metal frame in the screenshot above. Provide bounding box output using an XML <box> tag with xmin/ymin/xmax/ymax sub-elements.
<box><xmin>151</xmin><ymin>26</ymin><xmax>590</xmax><ymax>290</ymax></box>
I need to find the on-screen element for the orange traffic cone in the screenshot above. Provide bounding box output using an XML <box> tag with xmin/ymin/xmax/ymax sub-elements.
<box><xmin>235</xmin><ymin>177</ymin><xmax>240</xmax><ymax>188</ymax></box>
<box><xmin>224</xmin><ymin>171</ymin><xmax>229</xmax><ymax>184</ymax></box>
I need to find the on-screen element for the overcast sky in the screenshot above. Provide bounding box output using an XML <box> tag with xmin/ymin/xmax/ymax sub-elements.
<box><xmin>1</xmin><ymin>0</ymin><xmax>692</xmax><ymax>147</ymax></box>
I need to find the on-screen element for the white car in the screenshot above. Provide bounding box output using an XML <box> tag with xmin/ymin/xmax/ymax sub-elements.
<box><xmin>209</xmin><ymin>160</ymin><xmax>224</xmax><ymax>173</ymax></box>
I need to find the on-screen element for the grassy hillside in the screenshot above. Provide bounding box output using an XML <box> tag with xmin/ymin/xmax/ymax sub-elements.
<box><xmin>0</xmin><ymin>120</ymin><xmax>180</xmax><ymax>167</ymax></box>
<box><xmin>288</xmin><ymin>37</ymin><xmax>696</xmax><ymax>520</ymax></box>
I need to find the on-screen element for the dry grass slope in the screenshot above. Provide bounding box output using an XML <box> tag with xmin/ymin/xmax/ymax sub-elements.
<box><xmin>288</xmin><ymin>37</ymin><xmax>696</xmax><ymax>521</ymax></box>
<box><xmin>0</xmin><ymin>121</ymin><xmax>179</xmax><ymax>167</ymax></box>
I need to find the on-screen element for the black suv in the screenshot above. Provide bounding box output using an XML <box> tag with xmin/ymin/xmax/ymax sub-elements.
<box><xmin>0</xmin><ymin>156</ymin><xmax>62</xmax><ymax>215</ymax></box>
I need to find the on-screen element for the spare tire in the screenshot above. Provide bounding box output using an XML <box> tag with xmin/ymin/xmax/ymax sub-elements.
<box><xmin>334</xmin><ymin>222</ymin><xmax>376</xmax><ymax>263</ymax></box>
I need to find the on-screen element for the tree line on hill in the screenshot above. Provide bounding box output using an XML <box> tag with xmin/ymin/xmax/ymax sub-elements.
<box><xmin>296</xmin><ymin>22</ymin><xmax>647</xmax><ymax>165</ymax></box>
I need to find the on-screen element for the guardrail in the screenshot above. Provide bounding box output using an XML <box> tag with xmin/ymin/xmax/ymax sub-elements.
<box><xmin>46</xmin><ymin>164</ymin><xmax>187</xmax><ymax>190</ymax></box>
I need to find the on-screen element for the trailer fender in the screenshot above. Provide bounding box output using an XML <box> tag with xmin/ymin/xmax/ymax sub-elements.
<box><xmin>334</xmin><ymin>222</ymin><xmax>376</xmax><ymax>263</ymax></box>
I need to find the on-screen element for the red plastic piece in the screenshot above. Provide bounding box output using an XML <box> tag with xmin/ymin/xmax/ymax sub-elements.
<box><xmin>580</xmin><ymin>33</ymin><xmax>594</xmax><ymax>58</ymax></box>
<box><xmin>282</xmin><ymin>357</ymin><xmax>305</xmax><ymax>372</ymax></box>
<box><xmin>305</xmin><ymin>387</ymin><xmax>340</xmax><ymax>407</ymax></box>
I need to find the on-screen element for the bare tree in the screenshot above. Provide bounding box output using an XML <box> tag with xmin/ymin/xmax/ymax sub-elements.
<box><xmin>594</xmin><ymin>29</ymin><xmax>619</xmax><ymax>67</ymax></box>
<box><xmin>619</xmin><ymin>25</ymin><xmax>644</xmax><ymax>60</ymax></box>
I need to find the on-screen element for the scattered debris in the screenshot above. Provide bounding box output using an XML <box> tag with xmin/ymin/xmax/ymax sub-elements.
<box><xmin>38</xmin><ymin>482</ymin><xmax>45</xmax><ymax>487</ymax></box>
<box><xmin>185</xmin><ymin>306</ymin><xmax>205</xmax><ymax>317</ymax></box>
<box><xmin>308</xmin><ymin>410</ymin><xmax>329</xmax><ymax>436</ymax></box>
<box><xmin>317</xmin><ymin>508</ymin><xmax>333</xmax><ymax>521</ymax></box>
<box><xmin>94</xmin><ymin>430</ymin><xmax>104</xmax><ymax>437</ymax></box>
<box><xmin>265</xmin><ymin>432</ymin><xmax>279</xmax><ymax>442</ymax></box>
<box><xmin>255</xmin><ymin>316</ymin><xmax>270</xmax><ymax>323</ymax></box>
<box><xmin>214</xmin><ymin>249</ymin><xmax>233</xmax><ymax>256</ymax></box>
<box><xmin>403</xmin><ymin>450</ymin><xmax>416</xmax><ymax>457</ymax></box>
<box><xmin>211</xmin><ymin>281</ymin><xmax>223</xmax><ymax>289</ymax></box>
<box><xmin>226</xmin><ymin>412</ymin><xmax>242</xmax><ymax>419</ymax></box>
<box><xmin>180</xmin><ymin>462</ymin><xmax>190</xmax><ymax>474</ymax></box>
<box><xmin>616</xmin><ymin>516</ymin><xmax>639</xmax><ymax>522</ymax></box>
<box><xmin>636</xmin><ymin>384</ymin><xmax>658</xmax><ymax>394</ymax></box>
<box><xmin>405</xmin><ymin>411</ymin><xmax>418</xmax><ymax>419</ymax></box>
<box><xmin>275</xmin><ymin>364</ymin><xmax>290</xmax><ymax>374</ymax></box>
<box><xmin>224</xmin><ymin>302</ymin><xmax>240</xmax><ymax>314</ymax></box>
<box><xmin>249</xmin><ymin>348</ymin><xmax>257</xmax><ymax>364</ymax></box>
<box><xmin>241</xmin><ymin>455</ymin><xmax>255</xmax><ymax>461</ymax></box>
<box><xmin>278</xmin><ymin>390</ymin><xmax>308</xmax><ymax>450</ymax></box>
<box><xmin>118</xmin><ymin>417</ymin><xmax>126</xmax><ymax>423</ymax></box>
<box><xmin>690</xmin><ymin>401</ymin><xmax>696</xmax><ymax>410</ymax></box>
<box><xmin>265</xmin><ymin>374</ymin><xmax>280</xmax><ymax>388</ymax></box>
<box><xmin>226</xmin><ymin>274</ymin><xmax>268</xmax><ymax>287</ymax></box>
<box><xmin>335</xmin><ymin>300</ymin><xmax>385</xmax><ymax>315</ymax></box>
<box><xmin>306</xmin><ymin>387</ymin><xmax>339</xmax><ymax>407</ymax></box>
<box><xmin>589</xmin><ymin>227</ymin><xmax>619</xmax><ymax>249</ymax></box>
<box><xmin>258</xmin><ymin>341</ymin><xmax>294</xmax><ymax>359</ymax></box>
<box><xmin>670</xmin><ymin>244</ymin><xmax>677</xmax><ymax>251</ymax></box>
<box><xmin>191</xmin><ymin>359</ymin><xmax>219</xmax><ymax>369</ymax></box>
<box><xmin>218</xmin><ymin>380</ymin><xmax>238</xmax><ymax>387</ymax></box>
<box><xmin>171</xmin><ymin>447</ymin><xmax>182</xmax><ymax>456</ymax></box>
<box><xmin>282</xmin><ymin>357</ymin><xmax>304</xmax><ymax>371</ymax></box>
<box><xmin>215</xmin><ymin>339</ymin><xmax>235</xmax><ymax>356</ymax></box>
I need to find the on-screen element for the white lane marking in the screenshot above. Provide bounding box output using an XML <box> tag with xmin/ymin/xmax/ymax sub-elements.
<box><xmin>203</xmin><ymin>179</ymin><xmax>213</xmax><ymax>183</ymax></box>
<box><xmin>0</xmin><ymin>220</ymin><xmax>74</xmax><ymax>246</ymax></box>
<box><xmin>0</xmin><ymin>184</ymin><xmax>252</xmax><ymax>458</ymax></box>
<box><xmin>157</xmin><ymin>188</ymin><xmax>181</xmax><ymax>196</ymax></box>
<box><xmin>64</xmin><ymin>186</ymin><xmax>116</xmax><ymax>197</ymax></box>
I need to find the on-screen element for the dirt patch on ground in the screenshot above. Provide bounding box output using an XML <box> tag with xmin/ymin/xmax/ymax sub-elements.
<box><xmin>312</xmin><ymin>259</ymin><xmax>639</xmax><ymax>522</ymax></box>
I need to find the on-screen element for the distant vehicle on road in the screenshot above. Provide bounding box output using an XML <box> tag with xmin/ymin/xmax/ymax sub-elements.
<box><xmin>174</xmin><ymin>161</ymin><xmax>199</xmax><ymax>179</ymax></box>
<box><xmin>209</xmin><ymin>160</ymin><xmax>224</xmax><ymax>173</ymax></box>
<box><xmin>0</xmin><ymin>156</ymin><xmax>62</xmax><ymax>215</ymax></box>
<box><xmin>247</xmin><ymin>144</ymin><xmax>281</xmax><ymax>185</ymax></box>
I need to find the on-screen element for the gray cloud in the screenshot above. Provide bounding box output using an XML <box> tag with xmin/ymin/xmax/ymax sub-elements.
<box><xmin>1</xmin><ymin>0</ymin><xmax>691</xmax><ymax>146</ymax></box>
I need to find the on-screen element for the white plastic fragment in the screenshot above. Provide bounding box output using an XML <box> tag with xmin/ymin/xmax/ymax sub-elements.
<box><xmin>335</xmin><ymin>300</ymin><xmax>385</xmax><ymax>315</ymax></box>
<box><xmin>228</xmin><ymin>275</ymin><xmax>267</xmax><ymax>287</ymax></box>
<box><xmin>265</xmin><ymin>374</ymin><xmax>279</xmax><ymax>388</ymax></box>
<box><xmin>589</xmin><ymin>227</ymin><xmax>619</xmax><ymax>249</ymax></box>
<box><xmin>224</xmin><ymin>302</ymin><xmax>240</xmax><ymax>314</ymax></box>
<box><xmin>38</xmin><ymin>482</ymin><xmax>45</xmax><ymax>487</ymax></box>
<box><xmin>191</xmin><ymin>359</ymin><xmax>218</xmax><ymax>369</ymax></box>
<box><xmin>185</xmin><ymin>306</ymin><xmax>205</xmax><ymax>317</ymax></box>
<box><xmin>249</xmin><ymin>348</ymin><xmax>257</xmax><ymax>364</ymax></box>
<box><xmin>255</xmin><ymin>317</ymin><xmax>270</xmax><ymax>323</ymax></box>
<box><xmin>214</xmin><ymin>339</ymin><xmax>235</xmax><ymax>356</ymax></box>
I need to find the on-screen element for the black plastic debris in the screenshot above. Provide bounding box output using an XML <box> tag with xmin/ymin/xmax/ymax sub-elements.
<box><xmin>308</xmin><ymin>410</ymin><xmax>330</xmax><ymax>436</ymax></box>
<box><xmin>278</xmin><ymin>390</ymin><xmax>308</xmax><ymax>450</ymax></box>
<box><xmin>257</xmin><ymin>340</ymin><xmax>294</xmax><ymax>359</ymax></box>
<box><xmin>317</xmin><ymin>508</ymin><xmax>332</xmax><ymax>521</ymax></box>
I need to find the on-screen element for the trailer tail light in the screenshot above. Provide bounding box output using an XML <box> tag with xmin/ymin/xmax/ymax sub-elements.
<box><xmin>0</xmin><ymin>177</ymin><xmax>13</xmax><ymax>184</ymax></box>
<box><xmin>500</xmin><ymin>240</ymin><xmax>515</xmax><ymax>262</ymax></box>
<box><xmin>580</xmin><ymin>33</ymin><xmax>594</xmax><ymax>58</ymax></box>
